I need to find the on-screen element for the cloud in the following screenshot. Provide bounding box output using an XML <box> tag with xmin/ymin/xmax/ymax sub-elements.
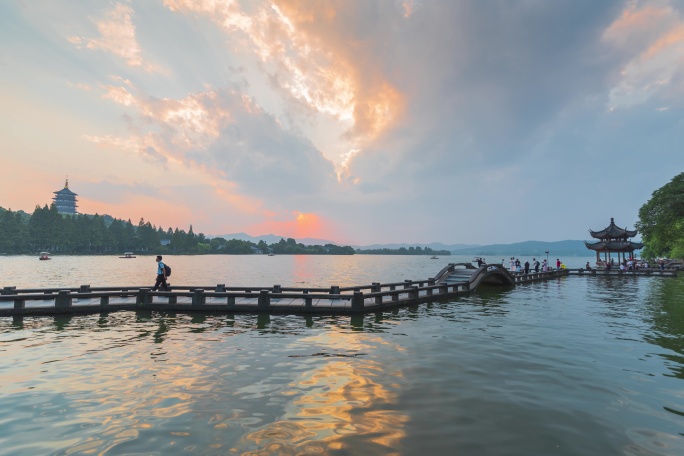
<box><xmin>87</xmin><ymin>78</ymin><xmax>337</xmax><ymax>207</ymax></box>
<box><xmin>68</xmin><ymin>2</ymin><xmax>163</xmax><ymax>73</ymax></box>
<box><xmin>164</xmin><ymin>0</ymin><xmax>406</xmax><ymax>146</ymax></box>
<box><xmin>603</xmin><ymin>1</ymin><xmax>684</xmax><ymax>109</ymax></box>
<box><xmin>23</xmin><ymin>0</ymin><xmax>681</xmax><ymax>244</ymax></box>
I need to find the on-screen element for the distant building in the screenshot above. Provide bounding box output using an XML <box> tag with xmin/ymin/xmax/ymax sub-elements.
<box><xmin>160</xmin><ymin>239</ymin><xmax>171</xmax><ymax>246</ymax></box>
<box><xmin>585</xmin><ymin>217</ymin><xmax>644</xmax><ymax>265</ymax></box>
<box><xmin>52</xmin><ymin>179</ymin><xmax>78</xmax><ymax>215</ymax></box>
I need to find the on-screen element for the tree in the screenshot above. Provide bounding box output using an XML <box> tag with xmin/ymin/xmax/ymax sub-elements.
<box><xmin>636</xmin><ymin>172</ymin><xmax>684</xmax><ymax>259</ymax></box>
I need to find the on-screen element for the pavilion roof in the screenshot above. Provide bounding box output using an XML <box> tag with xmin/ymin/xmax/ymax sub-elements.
<box><xmin>588</xmin><ymin>217</ymin><xmax>637</xmax><ymax>239</ymax></box>
<box><xmin>584</xmin><ymin>240</ymin><xmax>644</xmax><ymax>252</ymax></box>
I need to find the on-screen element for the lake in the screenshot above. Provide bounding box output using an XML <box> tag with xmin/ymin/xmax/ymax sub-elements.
<box><xmin>1</xmin><ymin>254</ymin><xmax>683</xmax><ymax>455</ymax></box>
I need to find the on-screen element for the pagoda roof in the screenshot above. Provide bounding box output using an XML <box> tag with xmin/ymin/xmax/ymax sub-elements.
<box><xmin>54</xmin><ymin>187</ymin><xmax>77</xmax><ymax>196</ymax></box>
<box><xmin>589</xmin><ymin>218</ymin><xmax>637</xmax><ymax>239</ymax></box>
<box><xmin>584</xmin><ymin>240</ymin><xmax>644</xmax><ymax>252</ymax></box>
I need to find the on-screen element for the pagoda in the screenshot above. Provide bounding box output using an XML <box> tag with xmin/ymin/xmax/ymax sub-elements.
<box><xmin>52</xmin><ymin>178</ymin><xmax>78</xmax><ymax>215</ymax></box>
<box><xmin>585</xmin><ymin>217</ymin><xmax>643</xmax><ymax>265</ymax></box>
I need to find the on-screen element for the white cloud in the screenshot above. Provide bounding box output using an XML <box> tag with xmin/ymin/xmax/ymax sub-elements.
<box><xmin>68</xmin><ymin>2</ymin><xmax>163</xmax><ymax>73</ymax></box>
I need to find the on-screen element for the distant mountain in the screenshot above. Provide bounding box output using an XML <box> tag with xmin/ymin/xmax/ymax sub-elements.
<box><xmin>204</xmin><ymin>235</ymin><xmax>608</xmax><ymax>257</ymax></box>
<box><xmin>351</xmin><ymin>242</ymin><xmax>479</xmax><ymax>251</ymax></box>
<box><xmin>209</xmin><ymin>232</ymin><xmax>337</xmax><ymax>246</ymax></box>
<box><xmin>451</xmin><ymin>240</ymin><xmax>608</xmax><ymax>257</ymax></box>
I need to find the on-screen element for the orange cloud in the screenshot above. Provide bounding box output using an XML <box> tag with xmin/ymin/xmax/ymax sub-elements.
<box><xmin>165</xmin><ymin>0</ymin><xmax>406</xmax><ymax>143</ymax></box>
<box><xmin>603</xmin><ymin>1</ymin><xmax>684</xmax><ymax>108</ymax></box>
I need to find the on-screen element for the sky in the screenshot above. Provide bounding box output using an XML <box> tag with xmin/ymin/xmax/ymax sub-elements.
<box><xmin>1</xmin><ymin>0</ymin><xmax>683</xmax><ymax>246</ymax></box>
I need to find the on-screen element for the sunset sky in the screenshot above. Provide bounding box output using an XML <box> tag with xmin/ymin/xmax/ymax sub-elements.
<box><xmin>1</xmin><ymin>0</ymin><xmax>683</xmax><ymax>245</ymax></box>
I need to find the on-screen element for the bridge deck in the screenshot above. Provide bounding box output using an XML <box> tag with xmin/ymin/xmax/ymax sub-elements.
<box><xmin>0</xmin><ymin>263</ymin><xmax>677</xmax><ymax>317</ymax></box>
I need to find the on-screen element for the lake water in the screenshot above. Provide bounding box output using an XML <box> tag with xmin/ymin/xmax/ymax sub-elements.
<box><xmin>1</xmin><ymin>254</ymin><xmax>683</xmax><ymax>455</ymax></box>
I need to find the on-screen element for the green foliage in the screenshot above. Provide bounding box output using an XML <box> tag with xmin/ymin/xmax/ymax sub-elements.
<box><xmin>0</xmin><ymin>204</ymin><xmax>200</xmax><ymax>255</ymax></box>
<box><xmin>637</xmin><ymin>172</ymin><xmax>684</xmax><ymax>259</ymax></box>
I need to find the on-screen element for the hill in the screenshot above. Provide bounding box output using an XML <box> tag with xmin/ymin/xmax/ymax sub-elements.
<box><xmin>452</xmin><ymin>240</ymin><xmax>606</xmax><ymax>257</ymax></box>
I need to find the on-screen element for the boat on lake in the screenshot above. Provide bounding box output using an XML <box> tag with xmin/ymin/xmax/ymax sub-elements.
<box><xmin>39</xmin><ymin>252</ymin><xmax>51</xmax><ymax>260</ymax></box>
<box><xmin>119</xmin><ymin>252</ymin><xmax>136</xmax><ymax>259</ymax></box>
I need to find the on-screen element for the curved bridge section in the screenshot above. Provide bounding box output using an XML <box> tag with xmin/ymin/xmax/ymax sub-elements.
<box><xmin>435</xmin><ymin>263</ymin><xmax>515</xmax><ymax>290</ymax></box>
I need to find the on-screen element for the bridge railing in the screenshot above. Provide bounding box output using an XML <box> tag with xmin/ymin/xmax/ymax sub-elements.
<box><xmin>0</xmin><ymin>277</ymin><xmax>474</xmax><ymax>315</ymax></box>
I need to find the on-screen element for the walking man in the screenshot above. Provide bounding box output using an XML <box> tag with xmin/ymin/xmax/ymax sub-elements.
<box><xmin>153</xmin><ymin>255</ymin><xmax>170</xmax><ymax>291</ymax></box>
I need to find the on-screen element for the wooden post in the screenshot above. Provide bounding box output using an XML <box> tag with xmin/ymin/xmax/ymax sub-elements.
<box><xmin>410</xmin><ymin>286</ymin><xmax>418</xmax><ymax>299</ymax></box>
<box><xmin>351</xmin><ymin>291</ymin><xmax>364</xmax><ymax>311</ymax></box>
<box><xmin>56</xmin><ymin>290</ymin><xmax>72</xmax><ymax>309</ymax></box>
<box><xmin>375</xmin><ymin>293</ymin><xmax>383</xmax><ymax>304</ymax></box>
<box><xmin>136</xmin><ymin>288</ymin><xmax>151</xmax><ymax>306</ymax></box>
<box><xmin>273</xmin><ymin>285</ymin><xmax>282</xmax><ymax>293</ymax></box>
<box><xmin>100</xmin><ymin>295</ymin><xmax>109</xmax><ymax>306</ymax></box>
<box><xmin>304</xmin><ymin>290</ymin><xmax>312</xmax><ymax>307</ymax></box>
<box><xmin>79</xmin><ymin>285</ymin><xmax>91</xmax><ymax>293</ymax></box>
<box><xmin>14</xmin><ymin>298</ymin><xmax>25</xmax><ymax>309</ymax></box>
<box><xmin>258</xmin><ymin>289</ymin><xmax>270</xmax><ymax>308</ymax></box>
<box><xmin>404</xmin><ymin>280</ymin><xmax>413</xmax><ymax>289</ymax></box>
<box><xmin>372</xmin><ymin>282</ymin><xmax>381</xmax><ymax>292</ymax></box>
<box><xmin>215</xmin><ymin>284</ymin><xmax>225</xmax><ymax>292</ymax></box>
<box><xmin>330</xmin><ymin>286</ymin><xmax>340</xmax><ymax>295</ymax></box>
<box><xmin>1</xmin><ymin>286</ymin><xmax>16</xmax><ymax>295</ymax></box>
<box><xmin>192</xmin><ymin>289</ymin><xmax>205</xmax><ymax>306</ymax></box>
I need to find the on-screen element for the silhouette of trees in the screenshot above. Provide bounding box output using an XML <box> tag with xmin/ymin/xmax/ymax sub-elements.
<box><xmin>0</xmin><ymin>204</ymin><xmax>356</xmax><ymax>256</ymax></box>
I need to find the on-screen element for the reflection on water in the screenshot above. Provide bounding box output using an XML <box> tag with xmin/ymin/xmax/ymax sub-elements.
<box><xmin>1</xmin><ymin>257</ymin><xmax>684</xmax><ymax>455</ymax></box>
<box><xmin>236</xmin><ymin>327</ymin><xmax>409</xmax><ymax>454</ymax></box>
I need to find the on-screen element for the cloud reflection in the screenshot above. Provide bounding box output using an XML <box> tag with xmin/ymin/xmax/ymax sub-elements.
<box><xmin>238</xmin><ymin>331</ymin><xmax>408</xmax><ymax>454</ymax></box>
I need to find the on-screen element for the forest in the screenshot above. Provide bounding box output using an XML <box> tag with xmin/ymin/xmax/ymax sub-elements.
<box><xmin>0</xmin><ymin>204</ymin><xmax>354</xmax><ymax>255</ymax></box>
<box><xmin>637</xmin><ymin>172</ymin><xmax>684</xmax><ymax>260</ymax></box>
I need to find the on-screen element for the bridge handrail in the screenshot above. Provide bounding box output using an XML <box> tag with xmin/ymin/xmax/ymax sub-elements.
<box><xmin>433</xmin><ymin>263</ymin><xmax>476</xmax><ymax>283</ymax></box>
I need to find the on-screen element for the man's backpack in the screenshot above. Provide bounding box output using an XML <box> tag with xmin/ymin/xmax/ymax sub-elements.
<box><xmin>164</xmin><ymin>264</ymin><xmax>171</xmax><ymax>277</ymax></box>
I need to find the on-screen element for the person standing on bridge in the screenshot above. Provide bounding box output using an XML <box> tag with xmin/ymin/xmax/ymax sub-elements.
<box><xmin>533</xmin><ymin>258</ymin><xmax>540</xmax><ymax>273</ymax></box>
<box><xmin>542</xmin><ymin>259</ymin><xmax>548</xmax><ymax>272</ymax></box>
<box><xmin>153</xmin><ymin>255</ymin><xmax>170</xmax><ymax>291</ymax></box>
<box><xmin>524</xmin><ymin>260</ymin><xmax>530</xmax><ymax>274</ymax></box>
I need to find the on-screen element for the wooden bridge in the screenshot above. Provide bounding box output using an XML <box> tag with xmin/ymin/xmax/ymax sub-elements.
<box><xmin>0</xmin><ymin>263</ymin><xmax>677</xmax><ymax>317</ymax></box>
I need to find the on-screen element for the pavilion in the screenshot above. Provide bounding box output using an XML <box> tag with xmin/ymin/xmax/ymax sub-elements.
<box><xmin>52</xmin><ymin>178</ymin><xmax>78</xmax><ymax>215</ymax></box>
<box><xmin>584</xmin><ymin>218</ymin><xmax>644</xmax><ymax>266</ymax></box>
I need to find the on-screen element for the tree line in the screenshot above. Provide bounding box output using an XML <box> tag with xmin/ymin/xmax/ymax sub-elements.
<box><xmin>355</xmin><ymin>246</ymin><xmax>451</xmax><ymax>255</ymax></box>
<box><xmin>0</xmin><ymin>204</ymin><xmax>354</xmax><ymax>255</ymax></box>
<box><xmin>637</xmin><ymin>172</ymin><xmax>684</xmax><ymax>260</ymax></box>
